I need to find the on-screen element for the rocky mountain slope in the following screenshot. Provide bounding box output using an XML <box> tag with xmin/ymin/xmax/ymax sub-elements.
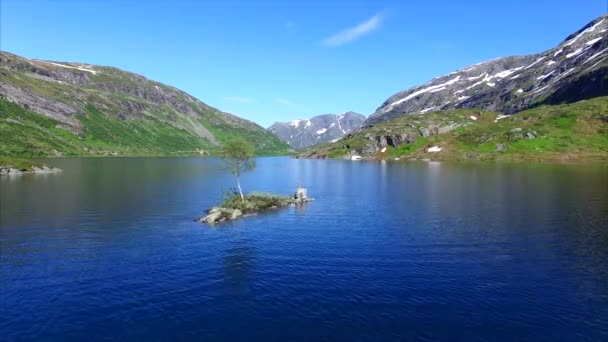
<box><xmin>366</xmin><ymin>15</ymin><xmax>608</xmax><ymax>126</ymax></box>
<box><xmin>299</xmin><ymin>97</ymin><xmax>608</xmax><ymax>161</ymax></box>
<box><xmin>268</xmin><ymin>112</ymin><xmax>365</xmax><ymax>149</ymax></box>
<box><xmin>0</xmin><ymin>51</ymin><xmax>290</xmax><ymax>156</ymax></box>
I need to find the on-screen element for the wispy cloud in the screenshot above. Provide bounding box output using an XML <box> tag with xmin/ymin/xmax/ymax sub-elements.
<box><xmin>223</xmin><ymin>96</ymin><xmax>256</xmax><ymax>103</ymax></box>
<box><xmin>322</xmin><ymin>12</ymin><xmax>384</xmax><ymax>46</ymax></box>
<box><xmin>275</xmin><ymin>97</ymin><xmax>294</xmax><ymax>105</ymax></box>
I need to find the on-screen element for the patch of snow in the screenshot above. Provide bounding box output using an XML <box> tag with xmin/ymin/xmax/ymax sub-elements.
<box><xmin>336</xmin><ymin>116</ymin><xmax>345</xmax><ymax>133</ymax></box>
<box><xmin>154</xmin><ymin>85</ymin><xmax>160</xmax><ymax>90</ymax></box>
<box><xmin>429</xmin><ymin>87</ymin><xmax>446</xmax><ymax>93</ymax></box>
<box><xmin>381</xmin><ymin>147</ymin><xmax>387</xmax><ymax>153</ymax></box>
<box><xmin>457</xmin><ymin>96</ymin><xmax>469</xmax><ymax>101</ymax></box>
<box><xmin>494</xmin><ymin>115</ymin><xmax>509</xmax><ymax>123</ymax></box>
<box><xmin>420</xmin><ymin>106</ymin><xmax>438</xmax><ymax>114</ymax></box>
<box><xmin>551</xmin><ymin>68</ymin><xmax>577</xmax><ymax>83</ymax></box>
<box><xmin>583</xmin><ymin>47</ymin><xmax>608</xmax><ymax>64</ymax></box>
<box><xmin>525</xmin><ymin>56</ymin><xmax>546</xmax><ymax>69</ymax></box>
<box><xmin>351</xmin><ymin>155</ymin><xmax>362</xmax><ymax>160</ymax></box>
<box><xmin>566</xmin><ymin>48</ymin><xmax>584</xmax><ymax>58</ymax></box>
<box><xmin>383</xmin><ymin>76</ymin><xmax>462</xmax><ymax>112</ymax></box>
<box><xmin>305</xmin><ymin>120</ymin><xmax>311</xmax><ymax>128</ymax></box>
<box><xmin>510</xmin><ymin>74</ymin><xmax>520</xmax><ymax>79</ymax></box>
<box><xmin>495</xmin><ymin>67</ymin><xmax>523</xmax><ymax>78</ymax></box>
<box><xmin>583</xmin><ymin>57</ymin><xmax>607</xmax><ymax>73</ymax></box>
<box><xmin>547</xmin><ymin>60</ymin><xmax>557</xmax><ymax>66</ymax></box>
<box><xmin>554</xmin><ymin>48</ymin><xmax>563</xmax><ymax>57</ymax></box>
<box><xmin>289</xmin><ymin>120</ymin><xmax>301</xmax><ymax>127</ymax></box>
<box><xmin>330</xmin><ymin>137</ymin><xmax>341</xmax><ymax>143</ymax></box>
<box><xmin>469</xmin><ymin>115</ymin><xmax>478</xmax><ymax>121</ymax></box>
<box><xmin>427</xmin><ymin>146</ymin><xmax>442</xmax><ymax>153</ymax></box>
<box><xmin>533</xmin><ymin>84</ymin><xmax>551</xmax><ymax>94</ymax></box>
<box><xmin>586</xmin><ymin>37</ymin><xmax>603</xmax><ymax>46</ymax></box>
<box><xmin>329</xmin><ymin>123</ymin><xmax>336</xmax><ymax>128</ymax></box>
<box><xmin>467</xmin><ymin>72</ymin><xmax>487</xmax><ymax>81</ymax></box>
<box><xmin>316</xmin><ymin>128</ymin><xmax>327</xmax><ymax>135</ymax></box>
<box><xmin>516</xmin><ymin>88</ymin><xmax>524</xmax><ymax>93</ymax></box>
<box><xmin>537</xmin><ymin>70</ymin><xmax>556</xmax><ymax>80</ymax></box>
<box><xmin>463</xmin><ymin>80</ymin><xmax>485</xmax><ymax>91</ymax></box>
<box><xmin>565</xmin><ymin>19</ymin><xmax>605</xmax><ymax>46</ymax></box>
<box><xmin>487</xmin><ymin>82</ymin><xmax>496</xmax><ymax>87</ymax></box>
<box><xmin>35</xmin><ymin>60</ymin><xmax>97</xmax><ymax>74</ymax></box>
<box><xmin>461</xmin><ymin>66</ymin><xmax>477</xmax><ymax>72</ymax></box>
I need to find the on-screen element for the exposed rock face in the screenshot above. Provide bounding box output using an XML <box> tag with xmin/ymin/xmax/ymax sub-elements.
<box><xmin>0</xmin><ymin>51</ymin><xmax>289</xmax><ymax>154</ymax></box>
<box><xmin>365</xmin><ymin>15</ymin><xmax>608</xmax><ymax>126</ymax></box>
<box><xmin>0</xmin><ymin>165</ymin><xmax>61</xmax><ymax>175</ymax></box>
<box><xmin>268</xmin><ymin>112</ymin><xmax>365</xmax><ymax>149</ymax></box>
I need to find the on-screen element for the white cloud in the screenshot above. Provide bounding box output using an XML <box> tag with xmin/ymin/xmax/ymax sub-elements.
<box><xmin>275</xmin><ymin>97</ymin><xmax>294</xmax><ymax>105</ymax></box>
<box><xmin>322</xmin><ymin>12</ymin><xmax>384</xmax><ymax>46</ymax></box>
<box><xmin>223</xmin><ymin>96</ymin><xmax>256</xmax><ymax>103</ymax></box>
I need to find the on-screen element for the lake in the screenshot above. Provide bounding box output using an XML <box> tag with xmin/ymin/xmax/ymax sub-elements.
<box><xmin>1</xmin><ymin>157</ymin><xmax>607</xmax><ymax>340</ymax></box>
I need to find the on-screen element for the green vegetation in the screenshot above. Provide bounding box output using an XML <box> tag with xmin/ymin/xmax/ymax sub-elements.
<box><xmin>220</xmin><ymin>192</ymin><xmax>291</xmax><ymax>214</ymax></box>
<box><xmin>0</xmin><ymin>97</ymin><xmax>290</xmax><ymax>157</ymax></box>
<box><xmin>0</xmin><ymin>51</ymin><xmax>291</xmax><ymax>157</ymax></box>
<box><xmin>0</xmin><ymin>98</ymin><xmax>210</xmax><ymax>157</ymax></box>
<box><xmin>221</xmin><ymin>138</ymin><xmax>256</xmax><ymax>201</ymax></box>
<box><xmin>0</xmin><ymin>156</ymin><xmax>44</xmax><ymax>171</ymax></box>
<box><xmin>301</xmin><ymin>97</ymin><xmax>608</xmax><ymax>161</ymax></box>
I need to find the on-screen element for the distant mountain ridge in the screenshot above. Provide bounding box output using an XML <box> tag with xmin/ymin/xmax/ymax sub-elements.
<box><xmin>268</xmin><ymin>112</ymin><xmax>365</xmax><ymax>149</ymax></box>
<box><xmin>0</xmin><ymin>51</ymin><xmax>289</xmax><ymax>156</ymax></box>
<box><xmin>365</xmin><ymin>14</ymin><xmax>608</xmax><ymax>126</ymax></box>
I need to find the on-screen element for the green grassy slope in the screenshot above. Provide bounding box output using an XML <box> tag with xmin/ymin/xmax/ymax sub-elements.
<box><xmin>0</xmin><ymin>98</ymin><xmax>289</xmax><ymax>157</ymax></box>
<box><xmin>300</xmin><ymin>97</ymin><xmax>608</xmax><ymax>161</ymax></box>
<box><xmin>0</xmin><ymin>51</ymin><xmax>291</xmax><ymax>157</ymax></box>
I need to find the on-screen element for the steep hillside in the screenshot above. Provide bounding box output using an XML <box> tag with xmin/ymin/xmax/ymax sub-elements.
<box><xmin>0</xmin><ymin>51</ymin><xmax>290</xmax><ymax>157</ymax></box>
<box><xmin>299</xmin><ymin>97</ymin><xmax>608</xmax><ymax>161</ymax></box>
<box><xmin>366</xmin><ymin>15</ymin><xmax>608</xmax><ymax>125</ymax></box>
<box><xmin>268</xmin><ymin>112</ymin><xmax>365</xmax><ymax>149</ymax></box>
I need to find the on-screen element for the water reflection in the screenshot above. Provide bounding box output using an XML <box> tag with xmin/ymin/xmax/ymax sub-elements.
<box><xmin>1</xmin><ymin>158</ymin><xmax>607</xmax><ymax>340</ymax></box>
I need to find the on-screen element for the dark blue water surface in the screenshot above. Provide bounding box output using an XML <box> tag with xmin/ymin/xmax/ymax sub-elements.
<box><xmin>1</xmin><ymin>157</ymin><xmax>607</xmax><ymax>341</ymax></box>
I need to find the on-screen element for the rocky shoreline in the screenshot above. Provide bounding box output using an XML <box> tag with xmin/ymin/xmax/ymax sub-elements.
<box><xmin>0</xmin><ymin>164</ymin><xmax>62</xmax><ymax>176</ymax></box>
<box><xmin>198</xmin><ymin>190</ymin><xmax>314</xmax><ymax>225</ymax></box>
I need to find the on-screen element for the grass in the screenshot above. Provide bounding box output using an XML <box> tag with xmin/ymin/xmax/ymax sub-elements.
<box><xmin>301</xmin><ymin>97</ymin><xmax>608</xmax><ymax>161</ymax></box>
<box><xmin>0</xmin><ymin>97</ymin><xmax>290</xmax><ymax>157</ymax></box>
<box><xmin>0</xmin><ymin>51</ymin><xmax>292</xmax><ymax>157</ymax></box>
<box><xmin>220</xmin><ymin>192</ymin><xmax>292</xmax><ymax>214</ymax></box>
<box><xmin>0</xmin><ymin>157</ymin><xmax>44</xmax><ymax>171</ymax></box>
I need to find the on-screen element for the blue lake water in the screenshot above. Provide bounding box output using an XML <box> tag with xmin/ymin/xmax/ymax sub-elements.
<box><xmin>1</xmin><ymin>157</ymin><xmax>607</xmax><ymax>340</ymax></box>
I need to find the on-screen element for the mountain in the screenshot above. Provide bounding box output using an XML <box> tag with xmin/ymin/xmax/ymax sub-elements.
<box><xmin>365</xmin><ymin>15</ymin><xmax>608</xmax><ymax>126</ymax></box>
<box><xmin>268</xmin><ymin>112</ymin><xmax>365</xmax><ymax>149</ymax></box>
<box><xmin>299</xmin><ymin>16</ymin><xmax>608</xmax><ymax>161</ymax></box>
<box><xmin>299</xmin><ymin>97</ymin><xmax>608</xmax><ymax>161</ymax></box>
<box><xmin>0</xmin><ymin>51</ymin><xmax>290</xmax><ymax>157</ymax></box>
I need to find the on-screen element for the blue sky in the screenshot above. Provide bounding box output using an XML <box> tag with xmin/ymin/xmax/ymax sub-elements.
<box><xmin>1</xmin><ymin>0</ymin><xmax>605</xmax><ymax>127</ymax></box>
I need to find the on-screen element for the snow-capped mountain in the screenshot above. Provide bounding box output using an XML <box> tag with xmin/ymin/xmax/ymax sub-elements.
<box><xmin>365</xmin><ymin>15</ymin><xmax>608</xmax><ymax>126</ymax></box>
<box><xmin>268</xmin><ymin>112</ymin><xmax>365</xmax><ymax>149</ymax></box>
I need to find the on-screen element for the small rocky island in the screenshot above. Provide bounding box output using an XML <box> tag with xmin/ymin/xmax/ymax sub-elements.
<box><xmin>198</xmin><ymin>187</ymin><xmax>314</xmax><ymax>225</ymax></box>
<box><xmin>0</xmin><ymin>157</ymin><xmax>61</xmax><ymax>176</ymax></box>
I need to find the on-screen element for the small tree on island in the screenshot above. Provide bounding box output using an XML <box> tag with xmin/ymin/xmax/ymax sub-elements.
<box><xmin>221</xmin><ymin>138</ymin><xmax>256</xmax><ymax>203</ymax></box>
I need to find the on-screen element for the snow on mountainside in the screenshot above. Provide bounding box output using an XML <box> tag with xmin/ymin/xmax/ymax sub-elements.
<box><xmin>268</xmin><ymin>112</ymin><xmax>365</xmax><ymax>149</ymax></box>
<box><xmin>366</xmin><ymin>15</ymin><xmax>608</xmax><ymax>126</ymax></box>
